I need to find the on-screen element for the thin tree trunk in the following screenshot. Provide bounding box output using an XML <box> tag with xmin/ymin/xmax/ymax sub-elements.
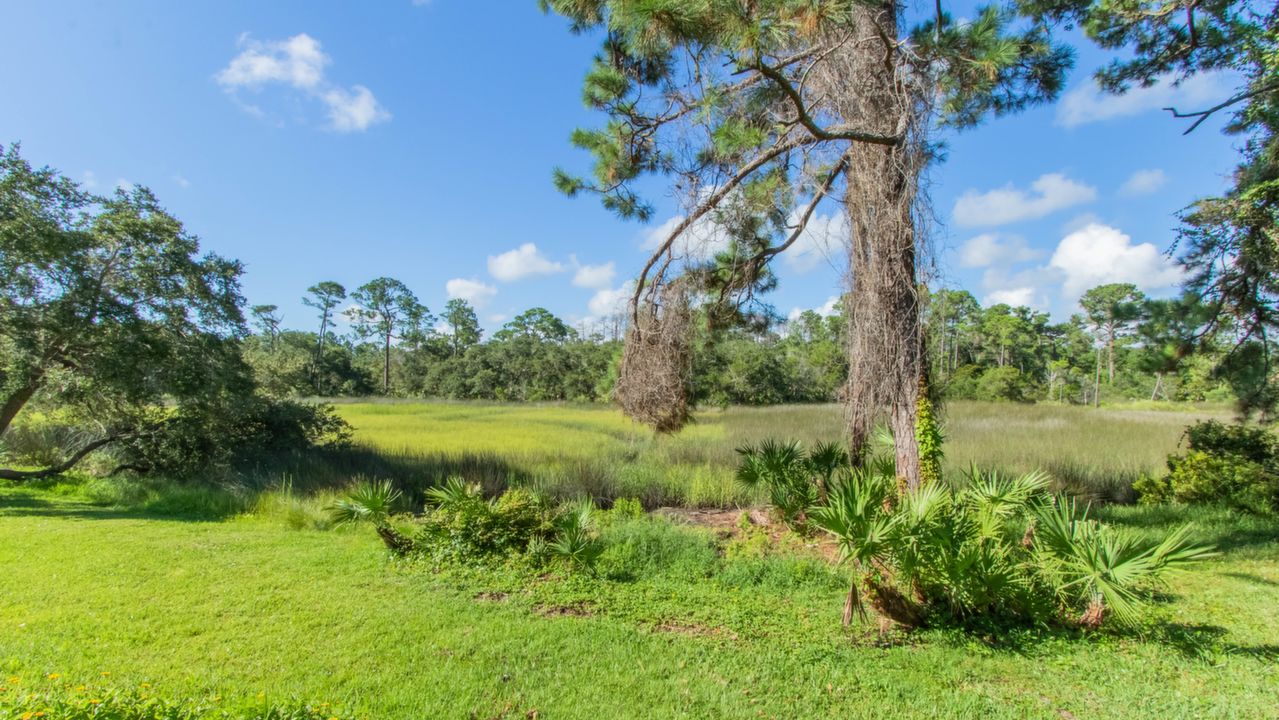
<box><xmin>1107</xmin><ymin>326</ymin><xmax>1116</xmax><ymax>384</ymax></box>
<box><xmin>1093</xmin><ymin>351</ymin><xmax>1102</xmax><ymax>408</ymax></box>
<box><xmin>1151</xmin><ymin>372</ymin><xmax>1163</xmax><ymax>401</ymax></box>
<box><xmin>383</xmin><ymin>333</ymin><xmax>391</xmax><ymax>394</ymax></box>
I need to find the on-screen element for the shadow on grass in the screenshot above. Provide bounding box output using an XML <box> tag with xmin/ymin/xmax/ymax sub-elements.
<box><xmin>0</xmin><ymin>492</ymin><xmax>242</xmax><ymax>522</ymax></box>
<box><xmin>913</xmin><ymin>617</ymin><xmax>1279</xmax><ymax>664</ymax></box>
<box><xmin>245</xmin><ymin>445</ymin><xmax>532</xmax><ymax>504</ymax></box>
<box><xmin>1219</xmin><ymin>571</ymin><xmax>1279</xmax><ymax>587</ymax></box>
<box><xmin>1094</xmin><ymin>504</ymin><xmax>1279</xmax><ymax>553</ymax></box>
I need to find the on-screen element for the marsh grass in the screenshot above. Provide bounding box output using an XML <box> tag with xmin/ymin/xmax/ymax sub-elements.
<box><xmin>2</xmin><ymin>401</ymin><xmax>1235</xmax><ymax>517</ymax></box>
<box><xmin>307</xmin><ymin>401</ymin><xmax>1229</xmax><ymax>508</ymax></box>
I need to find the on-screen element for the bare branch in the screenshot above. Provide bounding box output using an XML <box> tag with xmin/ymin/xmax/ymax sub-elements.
<box><xmin>0</xmin><ymin>432</ymin><xmax>125</xmax><ymax>481</ymax></box>
<box><xmin>748</xmin><ymin>58</ymin><xmax>904</xmax><ymax>146</ymax></box>
<box><xmin>629</xmin><ymin>135</ymin><xmax>818</xmax><ymax>321</ymax></box>
<box><xmin>1164</xmin><ymin>81</ymin><xmax>1279</xmax><ymax>134</ymax></box>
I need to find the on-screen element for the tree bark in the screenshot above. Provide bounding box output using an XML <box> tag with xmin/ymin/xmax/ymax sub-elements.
<box><xmin>0</xmin><ymin>434</ymin><xmax>122</xmax><ymax>481</ymax></box>
<box><xmin>383</xmin><ymin>333</ymin><xmax>391</xmax><ymax>394</ymax></box>
<box><xmin>820</xmin><ymin>2</ymin><xmax>925</xmax><ymax>489</ymax></box>
<box><xmin>1093</xmin><ymin>350</ymin><xmax>1102</xmax><ymax>408</ymax></box>
<box><xmin>0</xmin><ymin>370</ymin><xmax>45</xmax><ymax>438</ymax></box>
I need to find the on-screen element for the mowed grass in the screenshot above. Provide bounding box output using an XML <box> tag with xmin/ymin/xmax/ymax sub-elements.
<box><xmin>329</xmin><ymin>401</ymin><xmax>1233</xmax><ymax>506</ymax></box>
<box><xmin>1</xmin><ymin>491</ymin><xmax>1277</xmax><ymax>719</ymax></box>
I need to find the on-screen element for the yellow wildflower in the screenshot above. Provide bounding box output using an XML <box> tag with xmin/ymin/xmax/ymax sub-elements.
<box><xmin>88</xmin><ymin>699</ymin><xmax>101</xmax><ymax>705</ymax></box>
<box><xmin>45</xmin><ymin>673</ymin><xmax>60</xmax><ymax>680</ymax></box>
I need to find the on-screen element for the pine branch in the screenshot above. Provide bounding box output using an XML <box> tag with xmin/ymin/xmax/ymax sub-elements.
<box><xmin>630</xmin><ymin>135</ymin><xmax>818</xmax><ymax>320</ymax></box>
<box><xmin>1164</xmin><ymin>80</ymin><xmax>1279</xmax><ymax>134</ymax></box>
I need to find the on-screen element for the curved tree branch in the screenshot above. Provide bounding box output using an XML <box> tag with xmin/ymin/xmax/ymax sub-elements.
<box><xmin>629</xmin><ymin>135</ymin><xmax>819</xmax><ymax>321</ymax></box>
<box><xmin>1164</xmin><ymin>81</ymin><xmax>1279</xmax><ymax>134</ymax></box>
<box><xmin>0</xmin><ymin>432</ymin><xmax>125</xmax><ymax>481</ymax></box>
<box><xmin>748</xmin><ymin>58</ymin><xmax>904</xmax><ymax>146</ymax></box>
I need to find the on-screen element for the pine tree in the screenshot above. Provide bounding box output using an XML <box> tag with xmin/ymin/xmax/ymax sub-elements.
<box><xmin>541</xmin><ymin>0</ymin><xmax>1071</xmax><ymax>487</ymax></box>
<box><xmin>1032</xmin><ymin>0</ymin><xmax>1279</xmax><ymax>418</ymax></box>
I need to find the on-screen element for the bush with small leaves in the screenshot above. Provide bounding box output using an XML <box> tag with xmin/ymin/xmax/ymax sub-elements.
<box><xmin>1137</xmin><ymin>421</ymin><xmax>1279</xmax><ymax>513</ymax></box>
<box><xmin>418</xmin><ymin>478</ymin><xmax>557</xmax><ymax>562</ymax></box>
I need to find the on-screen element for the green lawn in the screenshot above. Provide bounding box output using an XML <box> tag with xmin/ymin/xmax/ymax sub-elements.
<box><xmin>2</xmin><ymin>402</ymin><xmax>1275</xmax><ymax>719</ymax></box>
<box><xmin>1</xmin><ymin>491</ymin><xmax>1277</xmax><ymax>718</ymax></box>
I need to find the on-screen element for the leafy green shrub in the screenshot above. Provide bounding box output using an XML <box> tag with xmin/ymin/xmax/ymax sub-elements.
<box><xmin>598</xmin><ymin>496</ymin><xmax>645</xmax><ymax>527</ymax></box>
<box><xmin>1136</xmin><ymin>421</ymin><xmax>1279</xmax><ymax>513</ymax></box>
<box><xmin>731</xmin><ymin>438</ymin><xmax>1215</xmax><ymax>632</ymax></box>
<box><xmin>418</xmin><ymin>479</ymin><xmax>557</xmax><ymax>562</ymax></box>
<box><xmin>976</xmin><ymin>366</ymin><xmax>1031</xmax><ymax>402</ymax></box>
<box><xmin>113</xmin><ymin>397</ymin><xmax>351</xmax><ymax>480</ymax></box>
<box><xmin>736</xmin><ymin>439</ymin><xmax>847</xmax><ymax>532</ymax></box>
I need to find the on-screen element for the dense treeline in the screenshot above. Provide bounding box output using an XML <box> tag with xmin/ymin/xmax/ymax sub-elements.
<box><xmin>247</xmin><ymin>279</ymin><xmax>1254</xmax><ymax>408</ymax></box>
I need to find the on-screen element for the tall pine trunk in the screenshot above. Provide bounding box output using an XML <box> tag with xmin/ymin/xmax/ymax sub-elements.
<box><xmin>822</xmin><ymin>2</ymin><xmax>925</xmax><ymax>489</ymax></box>
<box><xmin>383</xmin><ymin>333</ymin><xmax>391</xmax><ymax>394</ymax></box>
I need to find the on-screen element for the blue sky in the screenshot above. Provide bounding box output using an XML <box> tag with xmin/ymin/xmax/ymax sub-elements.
<box><xmin>0</xmin><ymin>1</ymin><xmax>1239</xmax><ymax>335</ymax></box>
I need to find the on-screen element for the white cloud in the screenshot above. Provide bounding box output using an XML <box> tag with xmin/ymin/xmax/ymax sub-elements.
<box><xmin>215</xmin><ymin>33</ymin><xmax>389</xmax><ymax>133</ymax></box>
<box><xmin>787</xmin><ymin>295</ymin><xmax>841</xmax><ymax>322</ymax></box>
<box><xmin>115</xmin><ymin>178</ymin><xmax>135</xmax><ymax>192</ymax></box>
<box><xmin>1056</xmin><ymin>73</ymin><xmax>1223</xmax><ymax>128</ymax></box>
<box><xmin>1049</xmin><ymin>223</ymin><xmax>1183</xmax><ymax>300</ymax></box>
<box><xmin>1120</xmin><ymin>169</ymin><xmax>1168</xmax><ymax>197</ymax></box>
<box><xmin>953</xmin><ymin>173</ymin><xmax>1097</xmax><ymax>227</ymax></box>
<box><xmin>173</xmin><ymin>175</ymin><xmax>191</xmax><ymax>189</ymax></box>
<box><xmin>487</xmin><ymin>243</ymin><xmax>565</xmax><ymax>282</ymax></box>
<box><xmin>322</xmin><ymin>85</ymin><xmax>391</xmax><ymax>132</ymax></box>
<box><xmin>782</xmin><ymin>212</ymin><xmax>845</xmax><ymax>273</ymax></box>
<box><xmin>572</xmin><ymin>261</ymin><xmax>616</xmax><ymax>289</ymax></box>
<box><xmin>641</xmin><ymin>215</ymin><xmax>733</xmax><ymax>260</ymax></box>
<box><xmin>588</xmin><ymin>282</ymin><xmax>634</xmax><ymax>317</ymax></box>
<box><xmin>445</xmin><ymin>278</ymin><xmax>497</xmax><ymax>308</ymax></box>
<box><xmin>986</xmin><ymin>287</ymin><xmax>1037</xmax><ymax>307</ymax></box>
<box><xmin>486</xmin><ymin>313</ymin><xmax>508</xmax><ymax>324</ymax></box>
<box><xmin>958</xmin><ymin>233</ymin><xmax>1041</xmax><ymax>268</ymax></box>
<box><xmin>81</xmin><ymin>170</ymin><xmax>98</xmax><ymax>189</ymax></box>
<box><xmin>216</xmin><ymin>33</ymin><xmax>328</xmax><ymax>90</ymax></box>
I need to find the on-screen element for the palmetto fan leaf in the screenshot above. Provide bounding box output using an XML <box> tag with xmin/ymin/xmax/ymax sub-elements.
<box><xmin>328</xmin><ymin>479</ymin><xmax>401</xmax><ymax>527</ymax></box>
<box><xmin>1032</xmin><ymin>499</ymin><xmax>1215</xmax><ymax>627</ymax></box>
<box><xmin>808</xmin><ymin>469</ymin><xmax>897</xmax><ymax>567</ymax></box>
<box><xmin>549</xmin><ymin>500</ymin><xmax>603</xmax><ymax>570</ymax></box>
<box><xmin>427</xmin><ymin>476</ymin><xmax>483</xmax><ymax>509</ymax></box>
<box><xmin>963</xmin><ymin>467</ymin><xmax>1052</xmax><ymax>538</ymax></box>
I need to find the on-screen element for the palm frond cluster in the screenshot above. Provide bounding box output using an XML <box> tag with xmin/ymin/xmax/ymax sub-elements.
<box><xmin>328</xmin><ymin>476</ymin><xmax>603</xmax><ymax>569</ymax></box>
<box><xmin>738</xmin><ymin>441</ymin><xmax>1214</xmax><ymax>630</ymax></box>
